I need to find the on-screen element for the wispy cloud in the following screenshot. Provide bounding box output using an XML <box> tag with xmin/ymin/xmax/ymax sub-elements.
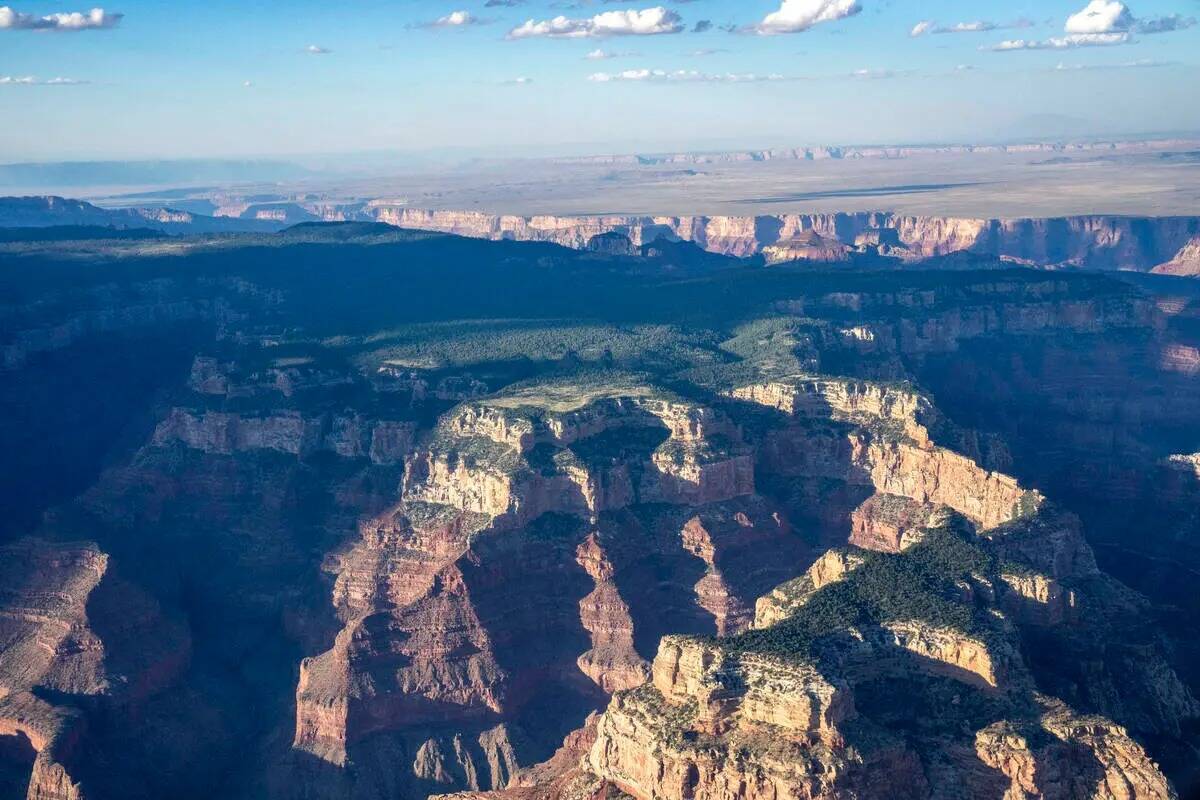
<box><xmin>850</xmin><ymin>68</ymin><xmax>900</xmax><ymax>79</ymax></box>
<box><xmin>585</xmin><ymin>47</ymin><xmax>639</xmax><ymax>60</ymax></box>
<box><xmin>911</xmin><ymin>18</ymin><xmax>1034</xmax><ymax>36</ymax></box>
<box><xmin>0</xmin><ymin>6</ymin><xmax>121</xmax><ymax>31</ymax></box>
<box><xmin>1053</xmin><ymin>58</ymin><xmax>1173</xmax><ymax>70</ymax></box>
<box><xmin>987</xmin><ymin>32</ymin><xmax>1131</xmax><ymax>50</ymax></box>
<box><xmin>508</xmin><ymin>7</ymin><xmax>684</xmax><ymax>39</ymax></box>
<box><xmin>305</xmin><ymin>44</ymin><xmax>331</xmax><ymax>55</ymax></box>
<box><xmin>0</xmin><ymin>74</ymin><xmax>87</xmax><ymax>84</ymax></box>
<box><xmin>589</xmin><ymin>68</ymin><xmax>788</xmax><ymax>83</ymax></box>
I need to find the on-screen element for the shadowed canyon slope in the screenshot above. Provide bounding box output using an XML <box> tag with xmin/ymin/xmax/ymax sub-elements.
<box><xmin>1</xmin><ymin>224</ymin><xmax>1199</xmax><ymax>800</ymax></box>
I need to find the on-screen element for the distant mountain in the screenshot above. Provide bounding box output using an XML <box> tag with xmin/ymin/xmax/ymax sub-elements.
<box><xmin>0</xmin><ymin>196</ymin><xmax>285</xmax><ymax>234</ymax></box>
<box><xmin>0</xmin><ymin>159</ymin><xmax>312</xmax><ymax>189</ymax></box>
<box><xmin>548</xmin><ymin>136</ymin><xmax>1200</xmax><ymax>166</ymax></box>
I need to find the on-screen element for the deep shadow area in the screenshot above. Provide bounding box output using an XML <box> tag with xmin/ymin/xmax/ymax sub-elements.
<box><xmin>0</xmin><ymin>328</ymin><xmax>202</xmax><ymax>544</ymax></box>
<box><xmin>0</xmin><ymin>731</ymin><xmax>36</xmax><ymax>800</ymax></box>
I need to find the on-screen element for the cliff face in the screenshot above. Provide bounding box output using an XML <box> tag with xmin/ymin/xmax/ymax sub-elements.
<box><xmin>0</xmin><ymin>539</ymin><xmax>189</xmax><ymax>800</ymax></box>
<box><xmin>374</xmin><ymin>208</ymin><xmax>1200</xmax><ymax>272</ymax></box>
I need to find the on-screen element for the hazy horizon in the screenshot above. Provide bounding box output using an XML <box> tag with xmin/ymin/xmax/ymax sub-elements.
<box><xmin>3</xmin><ymin>0</ymin><xmax>1199</xmax><ymax>161</ymax></box>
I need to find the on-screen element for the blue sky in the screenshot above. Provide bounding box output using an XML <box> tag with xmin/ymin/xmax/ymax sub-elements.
<box><xmin>1</xmin><ymin>0</ymin><xmax>1198</xmax><ymax>161</ymax></box>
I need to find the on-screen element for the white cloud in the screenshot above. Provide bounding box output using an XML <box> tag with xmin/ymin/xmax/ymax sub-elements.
<box><xmin>589</xmin><ymin>68</ymin><xmax>787</xmax><ymax>83</ymax></box>
<box><xmin>0</xmin><ymin>6</ymin><xmax>121</xmax><ymax>31</ymax></box>
<box><xmin>433</xmin><ymin>10</ymin><xmax>477</xmax><ymax>27</ymax></box>
<box><xmin>306</xmin><ymin>44</ymin><xmax>331</xmax><ymax>54</ymax></box>
<box><xmin>910</xmin><ymin>20</ymin><xmax>934</xmax><ymax>37</ymax></box>
<box><xmin>509</xmin><ymin>7</ymin><xmax>683</xmax><ymax>39</ymax></box>
<box><xmin>1065</xmin><ymin>0</ymin><xmax>1133</xmax><ymax>34</ymax></box>
<box><xmin>756</xmin><ymin>0</ymin><xmax>861</xmax><ymax>35</ymax></box>
<box><xmin>986</xmin><ymin>1</ymin><xmax>1191</xmax><ymax>52</ymax></box>
<box><xmin>0</xmin><ymin>74</ymin><xmax>85</xmax><ymax>84</ymax></box>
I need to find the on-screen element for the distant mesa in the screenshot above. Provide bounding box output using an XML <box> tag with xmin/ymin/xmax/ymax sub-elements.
<box><xmin>585</xmin><ymin>231</ymin><xmax>636</xmax><ymax>257</ymax></box>
<box><xmin>0</xmin><ymin>195</ymin><xmax>283</xmax><ymax>234</ymax></box>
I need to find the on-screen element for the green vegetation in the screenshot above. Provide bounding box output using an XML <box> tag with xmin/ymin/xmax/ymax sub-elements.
<box><xmin>359</xmin><ymin>320</ymin><xmax>725</xmax><ymax>375</ymax></box>
<box><xmin>724</xmin><ymin>522</ymin><xmax>1001</xmax><ymax>663</ymax></box>
<box><xmin>653</xmin><ymin>435</ymin><xmax>744</xmax><ymax>467</ymax></box>
<box><xmin>426</xmin><ymin>430</ymin><xmax>524</xmax><ymax>474</ymax></box>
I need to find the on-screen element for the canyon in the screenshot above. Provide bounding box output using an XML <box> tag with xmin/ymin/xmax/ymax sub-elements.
<box><xmin>0</xmin><ymin>222</ymin><xmax>1198</xmax><ymax>800</ymax></box>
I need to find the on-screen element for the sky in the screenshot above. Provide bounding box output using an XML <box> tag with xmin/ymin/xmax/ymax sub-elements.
<box><xmin>1</xmin><ymin>0</ymin><xmax>1199</xmax><ymax>161</ymax></box>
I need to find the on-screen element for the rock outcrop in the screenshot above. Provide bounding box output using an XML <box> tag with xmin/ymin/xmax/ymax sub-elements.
<box><xmin>1151</xmin><ymin>237</ymin><xmax>1200</xmax><ymax>276</ymax></box>
<box><xmin>153</xmin><ymin>408</ymin><xmax>415</xmax><ymax>464</ymax></box>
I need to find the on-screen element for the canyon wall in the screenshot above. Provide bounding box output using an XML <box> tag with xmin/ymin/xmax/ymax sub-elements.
<box><xmin>4</xmin><ymin>228</ymin><xmax>1198</xmax><ymax>799</ymax></box>
<box><xmin>371</xmin><ymin>208</ymin><xmax>1200</xmax><ymax>272</ymax></box>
